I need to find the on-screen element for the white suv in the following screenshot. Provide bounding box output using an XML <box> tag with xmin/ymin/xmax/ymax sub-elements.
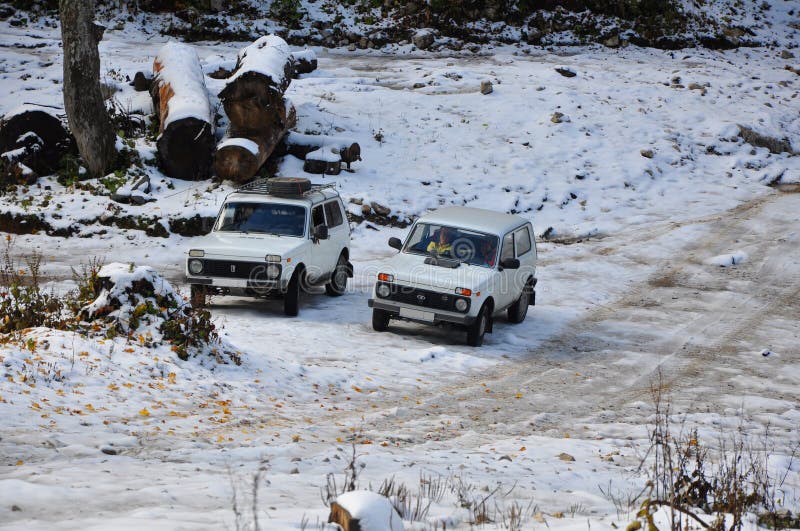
<box><xmin>185</xmin><ymin>178</ymin><xmax>352</xmax><ymax>316</ymax></box>
<box><xmin>368</xmin><ymin>206</ymin><xmax>537</xmax><ymax>346</ymax></box>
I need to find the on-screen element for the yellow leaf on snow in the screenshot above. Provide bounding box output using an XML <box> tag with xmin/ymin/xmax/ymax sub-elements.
<box><xmin>85</xmin><ymin>404</ymin><xmax>96</xmax><ymax>412</ymax></box>
<box><xmin>139</xmin><ymin>408</ymin><xmax>150</xmax><ymax>417</ymax></box>
<box><xmin>351</xmin><ymin>385</ymin><xmax>363</xmax><ymax>393</ymax></box>
<box><xmin>167</xmin><ymin>373</ymin><xmax>177</xmax><ymax>384</ymax></box>
<box><xmin>515</xmin><ymin>392</ymin><xmax>523</xmax><ymax>399</ymax></box>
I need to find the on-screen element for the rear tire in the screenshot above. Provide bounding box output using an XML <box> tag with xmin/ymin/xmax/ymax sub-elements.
<box><xmin>284</xmin><ymin>269</ymin><xmax>303</xmax><ymax>317</ymax></box>
<box><xmin>190</xmin><ymin>285</ymin><xmax>208</xmax><ymax>308</ymax></box>
<box><xmin>325</xmin><ymin>254</ymin><xmax>349</xmax><ymax>297</ymax></box>
<box><xmin>466</xmin><ymin>304</ymin><xmax>489</xmax><ymax>347</ymax></box>
<box><xmin>507</xmin><ymin>281</ymin><xmax>531</xmax><ymax>324</ymax></box>
<box><xmin>372</xmin><ymin>308</ymin><xmax>390</xmax><ymax>331</ymax></box>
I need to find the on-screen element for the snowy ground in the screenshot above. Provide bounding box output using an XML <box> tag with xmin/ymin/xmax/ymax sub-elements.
<box><xmin>1</xmin><ymin>17</ymin><xmax>800</xmax><ymax>530</ymax></box>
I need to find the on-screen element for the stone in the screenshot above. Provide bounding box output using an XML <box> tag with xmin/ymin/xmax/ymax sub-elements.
<box><xmin>640</xmin><ymin>149</ymin><xmax>654</xmax><ymax>158</ymax></box>
<box><xmin>101</xmin><ymin>446</ymin><xmax>118</xmax><ymax>455</ymax></box>
<box><xmin>558</xmin><ymin>452</ymin><xmax>575</xmax><ymax>462</ymax></box>
<box><xmin>602</xmin><ymin>34</ymin><xmax>620</xmax><ymax>48</ymax></box>
<box><xmin>781</xmin><ymin>50</ymin><xmax>795</xmax><ymax>60</ymax></box>
<box><xmin>359</xmin><ymin>37</ymin><xmax>368</xmax><ymax>49</ymax></box>
<box><xmin>361</xmin><ymin>204</ymin><xmax>372</xmax><ymax>216</ymax></box>
<box><xmin>412</xmin><ymin>29</ymin><xmax>435</xmax><ymax>50</ymax></box>
<box><xmin>480</xmin><ymin>80</ymin><xmax>493</xmax><ymax>95</ymax></box>
<box><xmin>550</xmin><ymin>112</ymin><xmax>569</xmax><ymax>124</ymax></box>
<box><xmin>370</xmin><ymin>202</ymin><xmax>391</xmax><ymax>216</ymax></box>
<box><xmin>348</xmin><ymin>43</ymin><xmax>356</xmax><ymax>52</ymax></box>
<box><xmin>555</xmin><ymin>67</ymin><xmax>576</xmax><ymax>78</ymax></box>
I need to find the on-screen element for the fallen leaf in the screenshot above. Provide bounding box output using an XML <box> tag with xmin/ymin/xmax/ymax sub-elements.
<box><xmin>139</xmin><ymin>408</ymin><xmax>150</xmax><ymax>417</ymax></box>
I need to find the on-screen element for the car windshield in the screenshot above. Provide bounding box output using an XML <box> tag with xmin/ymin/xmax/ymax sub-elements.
<box><xmin>402</xmin><ymin>222</ymin><xmax>499</xmax><ymax>268</ymax></box>
<box><xmin>214</xmin><ymin>202</ymin><xmax>306</xmax><ymax>237</ymax></box>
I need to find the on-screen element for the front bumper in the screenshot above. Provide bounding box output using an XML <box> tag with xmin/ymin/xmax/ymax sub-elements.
<box><xmin>369</xmin><ymin>299</ymin><xmax>475</xmax><ymax>326</ymax></box>
<box><xmin>185</xmin><ymin>275</ymin><xmax>286</xmax><ymax>291</ymax></box>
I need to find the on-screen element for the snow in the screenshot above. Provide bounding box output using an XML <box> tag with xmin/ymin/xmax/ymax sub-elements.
<box><xmin>227</xmin><ymin>34</ymin><xmax>292</xmax><ymax>87</ymax></box>
<box><xmin>308</xmin><ymin>147</ymin><xmax>342</xmax><ymax>162</ymax></box>
<box><xmin>217</xmin><ymin>137</ymin><xmax>260</xmax><ymax>156</ymax></box>
<box><xmin>291</xmin><ymin>48</ymin><xmax>317</xmax><ymax>63</ymax></box>
<box><xmin>1</xmin><ymin>12</ymin><xmax>800</xmax><ymax>531</ymax></box>
<box><xmin>335</xmin><ymin>490</ymin><xmax>404</xmax><ymax>531</ymax></box>
<box><xmin>153</xmin><ymin>42</ymin><xmax>213</xmax><ymax>128</ymax></box>
<box><xmin>706</xmin><ymin>250</ymin><xmax>748</xmax><ymax>267</ymax></box>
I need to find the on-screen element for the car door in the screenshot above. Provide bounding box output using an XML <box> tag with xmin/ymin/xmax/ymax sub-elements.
<box><xmin>495</xmin><ymin>231</ymin><xmax>517</xmax><ymax>311</ymax></box>
<box><xmin>513</xmin><ymin>224</ymin><xmax>536</xmax><ymax>290</ymax></box>
<box><xmin>323</xmin><ymin>199</ymin><xmax>348</xmax><ymax>271</ymax></box>
<box><xmin>307</xmin><ymin>202</ymin><xmax>336</xmax><ymax>283</ymax></box>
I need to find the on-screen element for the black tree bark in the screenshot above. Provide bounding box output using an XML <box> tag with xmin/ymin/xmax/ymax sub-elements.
<box><xmin>59</xmin><ymin>0</ymin><xmax>116</xmax><ymax>177</ymax></box>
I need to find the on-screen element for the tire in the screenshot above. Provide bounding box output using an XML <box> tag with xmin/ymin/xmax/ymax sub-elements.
<box><xmin>283</xmin><ymin>269</ymin><xmax>303</xmax><ymax>317</ymax></box>
<box><xmin>269</xmin><ymin>177</ymin><xmax>311</xmax><ymax>197</ymax></box>
<box><xmin>507</xmin><ymin>281</ymin><xmax>531</xmax><ymax>324</ymax></box>
<box><xmin>325</xmin><ymin>254</ymin><xmax>349</xmax><ymax>297</ymax></box>
<box><xmin>466</xmin><ymin>304</ymin><xmax>489</xmax><ymax>347</ymax></box>
<box><xmin>372</xmin><ymin>308</ymin><xmax>390</xmax><ymax>332</ymax></box>
<box><xmin>190</xmin><ymin>285</ymin><xmax>208</xmax><ymax>308</ymax></box>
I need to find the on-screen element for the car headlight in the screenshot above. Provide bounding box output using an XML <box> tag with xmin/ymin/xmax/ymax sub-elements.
<box><xmin>377</xmin><ymin>284</ymin><xmax>391</xmax><ymax>298</ymax></box>
<box><xmin>266</xmin><ymin>254</ymin><xmax>281</xmax><ymax>262</ymax></box>
<box><xmin>188</xmin><ymin>259</ymin><xmax>203</xmax><ymax>275</ymax></box>
<box><xmin>189</xmin><ymin>249</ymin><xmax>204</xmax><ymax>257</ymax></box>
<box><xmin>455</xmin><ymin>298</ymin><xmax>469</xmax><ymax>312</ymax></box>
<box><xmin>266</xmin><ymin>264</ymin><xmax>281</xmax><ymax>278</ymax></box>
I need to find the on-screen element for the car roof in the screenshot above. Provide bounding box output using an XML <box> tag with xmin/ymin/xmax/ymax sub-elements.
<box><xmin>417</xmin><ymin>206</ymin><xmax>530</xmax><ymax>235</ymax></box>
<box><xmin>224</xmin><ymin>187</ymin><xmax>340</xmax><ymax>206</ymax></box>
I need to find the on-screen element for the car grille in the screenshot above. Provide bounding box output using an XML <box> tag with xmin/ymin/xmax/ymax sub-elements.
<box><xmin>377</xmin><ymin>282</ymin><xmax>468</xmax><ymax>312</ymax></box>
<box><xmin>198</xmin><ymin>259</ymin><xmax>264</xmax><ymax>279</ymax></box>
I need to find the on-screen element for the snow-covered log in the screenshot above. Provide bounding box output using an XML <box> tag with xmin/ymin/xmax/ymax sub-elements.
<box><xmin>213</xmin><ymin>100</ymin><xmax>296</xmax><ymax>183</ymax></box>
<box><xmin>151</xmin><ymin>42</ymin><xmax>215</xmax><ymax>180</ymax></box>
<box><xmin>0</xmin><ymin>106</ymin><xmax>73</xmax><ymax>175</ymax></box>
<box><xmin>285</xmin><ymin>132</ymin><xmax>361</xmax><ymax>169</ymax></box>
<box><xmin>328</xmin><ymin>491</ymin><xmax>404</xmax><ymax>531</ymax></box>
<box><xmin>218</xmin><ymin>35</ymin><xmax>293</xmax><ymax>138</ymax></box>
<box><xmin>291</xmin><ymin>49</ymin><xmax>317</xmax><ymax>77</ymax></box>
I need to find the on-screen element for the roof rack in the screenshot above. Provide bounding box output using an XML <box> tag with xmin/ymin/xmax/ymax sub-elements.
<box><xmin>235</xmin><ymin>178</ymin><xmax>337</xmax><ymax>198</ymax></box>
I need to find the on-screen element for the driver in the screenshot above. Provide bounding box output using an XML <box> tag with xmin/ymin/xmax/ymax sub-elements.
<box><xmin>427</xmin><ymin>226</ymin><xmax>454</xmax><ymax>256</ymax></box>
<box><xmin>479</xmin><ymin>239</ymin><xmax>497</xmax><ymax>267</ymax></box>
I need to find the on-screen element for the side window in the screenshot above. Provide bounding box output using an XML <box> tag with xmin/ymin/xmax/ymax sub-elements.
<box><xmin>324</xmin><ymin>201</ymin><xmax>343</xmax><ymax>227</ymax></box>
<box><xmin>500</xmin><ymin>232</ymin><xmax>514</xmax><ymax>262</ymax></box>
<box><xmin>311</xmin><ymin>205</ymin><xmax>325</xmax><ymax>228</ymax></box>
<box><xmin>514</xmin><ymin>226</ymin><xmax>532</xmax><ymax>257</ymax></box>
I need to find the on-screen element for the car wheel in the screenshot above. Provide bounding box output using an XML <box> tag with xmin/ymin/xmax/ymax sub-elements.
<box><xmin>190</xmin><ymin>285</ymin><xmax>208</xmax><ymax>308</ymax></box>
<box><xmin>284</xmin><ymin>269</ymin><xmax>303</xmax><ymax>317</ymax></box>
<box><xmin>372</xmin><ymin>308</ymin><xmax>390</xmax><ymax>331</ymax></box>
<box><xmin>325</xmin><ymin>254</ymin><xmax>349</xmax><ymax>297</ymax></box>
<box><xmin>507</xmin><ymin>282</ymin><xmax>530</xmax><ymax>324</ymax></box>
<box><xmin>466</xmin><ymin>304</ymin><xmax>489</xmax><ymax>347</ymax></box>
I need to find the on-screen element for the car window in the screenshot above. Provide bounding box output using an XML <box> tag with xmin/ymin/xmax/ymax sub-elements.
<box><xmin>311</xmin><ymin>204</ymin><xmax>325</xmax><ymax>227</ymax></box>
<box><xmin>324</xmin><ymin>201</ymin><xmax>343</xmax><ymax>227</ymax></box>
<box><xmin>214</xmin><ymin>202</ymin><xmax>306</xmax><ymax>237</ymax></box>
<box><xmin>515</xmin><ymin>226</ymin><xmax>532</xmax><ymax>256</ymax></box>
<box><xmin>402</xmin><ymin>222</ymin><xmax>498</xmax><ymax>267</ymax></box>
<box><xmin>500</xmin><ymin>232</ymin><xmax>514</xmax><ymax>263</ymax></box>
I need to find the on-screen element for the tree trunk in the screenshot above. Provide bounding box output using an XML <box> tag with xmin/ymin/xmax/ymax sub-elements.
<box><xmin>151</xmin><ymin>42</ymin><xmax>215</xmax><ymax>180</ymax></box>
<box><xmin>59</xmin><ymin>0</ymin><xmax>116</xmax><ymax>178</ymax></box>
<box><xmin>213</xmin><ymin>101</ymin><xmax>296</xmax><ymax>183</ymax></box>
<box><xmin>284</xmin><ymin>131</ymin><xmax>361</xmax><ymax>169</ymax></box>
<box><xmin>0</xmin><ymin>108</ymin><xmax>74</xmax><ymax>175</ymax></box>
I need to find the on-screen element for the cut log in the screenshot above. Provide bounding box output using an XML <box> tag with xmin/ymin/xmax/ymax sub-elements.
<box><xmin>303</xmin><ymin>147</ymin><xmax>341</xmax><ymax>175</ymax></box>
<box><xmin>285</xmin><ymin>131</ymin><xmax>361</xmax><ymax>169</ymax></box>
<box><xmin>291</xmin><ymin>49</ymin><xmax>318</xmax><ymax>77</ymax></box>
<box><xmin>151</xmin><ymin>42</ymin><xmax>215</xmax><ymax>180</ymax></box>
<box><xmin>0</xmin><ymin>107</ymin><xmax>74</xmax><ymax>175</ymax></box>
<box><xmin>218</xmin><ymin>35</ymin><xmax>293</xmax><ymax>138</ymax></box>
<box><xmin>213</xmin><ymin>100</ymin><xmax>296</xmax><ymax>183</ymax></box>
<box><xmin>328</xmin><ymin>491</ymin><xmax>404</xmax><ymax>531</ymax></box>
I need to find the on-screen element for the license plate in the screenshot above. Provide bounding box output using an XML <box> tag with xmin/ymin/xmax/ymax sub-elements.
<box><xmin>400</xmin><ymin>307</ymin><xmax>435</xmax><ymax>322</ymax></box>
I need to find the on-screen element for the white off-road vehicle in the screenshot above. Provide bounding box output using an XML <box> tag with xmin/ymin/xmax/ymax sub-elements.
<box><xmin>185</xmin><ymin>178</ymin><xmax>352</xmax><ymax>316</ymax></box>
<box><xmin>368</xmin><ymin>206</ymin><xmax>537</xmax><ymax>346</ymax></box>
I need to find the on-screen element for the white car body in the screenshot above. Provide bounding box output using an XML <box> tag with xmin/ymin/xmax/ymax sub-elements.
<box><xmin>369</xmin><ymin>206</ymin><xmax>537</xmax><ymax>345</ymax></box>
<box><xmin>185</xmin><ymin>182</ymin><xmax>351</xmax><ymax>314</ymax></box>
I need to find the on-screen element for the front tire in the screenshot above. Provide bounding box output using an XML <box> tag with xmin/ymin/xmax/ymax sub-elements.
<box><xmin>507</xmin><ymin>281</ymin><xmax>531</xmax><ymax>324</ymax></box>
<box><xmin>466</xmin><ymin>304</ymin><xmax>489</xmax><ymax>347</ymax></box>
<box><xmin>372</xmin><ymin>308</ymin><xmax>390</xmax><ymax>331</ymax></box>
<box><xmin>190</xmin><ymin>285</ymin><xmax>208</xmax><ymax>308</ymax></box>
<box><xmin>284</xmin><ymin>269</ymin><xmax>303</xmax><ymax>317</ymax></box>
<box><xmin>325</xmin><ymin>254</ymin><xmax>349</xmax><ymax>297</ymax></box>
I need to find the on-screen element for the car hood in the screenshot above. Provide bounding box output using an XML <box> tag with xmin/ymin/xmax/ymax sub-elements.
<box><xmin>190</xmin><ymin>232</ymin><xmax>305</xmax><ymax>259</ymax></box>
<box><xmin>382</xmin><ymin>252</ymin><xmax>494</xmax><ymax>291</ymax></box>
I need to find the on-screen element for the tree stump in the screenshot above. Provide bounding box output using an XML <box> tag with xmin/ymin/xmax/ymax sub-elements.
<box><xmin>291</xmin><ymin>49</ymin><xmax>318</xmax><ymax>77</ymax></box>
<box><xmin>0</xmin><ymin>108</ymin><xmax>74</xmax><ymax>176</ymax></box>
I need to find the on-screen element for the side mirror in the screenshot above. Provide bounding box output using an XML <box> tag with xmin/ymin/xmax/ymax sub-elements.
<box><xmin>388</xmin><ymin>237</ymin><xmax>402</xmax><ymax>250</ymax></box>
<box><xmin>313</xmin><ymin>224</ymin><xmax>329</xmax><ymax>240</ymax></box>
<box><xmin>500</xmin><ymin>258</ymin><xmax>520</xmax><ymax>270</ymax></box>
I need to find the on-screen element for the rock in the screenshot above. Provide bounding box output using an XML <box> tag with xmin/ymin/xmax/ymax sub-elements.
<box><xmin>602</xmin><ymin>34</ymin><xmax>620</xmax><ymax>48</ymax></box>
<box><xmin>347</xmin><ymin>43</ymin><xmax>356</xmax><ymax>52</ymax></box>
<box><xmin>550</xmin><ymin>112</ymin><xmax>569</xmax><ymax>124</ymax></box>
<box><xmin>498</xmin><ymin>454</ymin><xmax>512</xmax><ymax>462</ymax></box>
<box><xmin>412</xmin><ymin>29</ymin><xmax>435</xmax><ymax>50</ymax></box>
<box><xmin>11</xmin><ymin>505</ymin><xmax>21</xmax><ymax>512</ymax></box>
<box><xmin>359</xmin><ymin>37</ymin><xmax>368</xmax><ymax>49</ymax></box>
<box><xmin>781</xmin><ymin>50</ymin><xmax>795</xmax><ymax>60</ymax></box>
<box><xmin>738</xmin><ymin>125</ymin><xmax>795</xmax><ymax>155</ymax></box>
<box><xmin>101</xmin><ymin>446</ymin><xmax>118</xmax><ymax>455</ymax></box>
<box><xmin>289</xmin><ymin>467</ymin><xmax>299</xmax><ymax>474</ymax></box>
<box><xmin>361</xmin><ymin>204</ymin><xmax>372</xmax><ymax>216</ymax></box>
<box><xmin>555</xmin><ymin>67</ymin><xmax>576</xmax><ymax>78</ymax></box>
<box><xmin>132</xmin><ymin>71</ymin><xmax>152</xmax><ymax>92</ymax></box>
<box><xmin>370</xmin><ymin>202</ymin><xmax>391</xmax><ymax>216</ymax></box>
<box><xmin>111</xmin><ymin>174</ymin><xmax>153</xmax><ymax>204</ymax></box>
<box><xmin>558</xmin><ymin>452</ymin><xmax>575</xmax><ymax>462</ymax></box>
<box><xmin>640</xmin><ymin>149</ymin><xmax>654</xmax><ymax>158</ymax></box>
<box><xmin>480</xmin><ymin>80</ymin><xmax>493</xmax><ymax>95</ymax></box>
<box><xmin>412</xmin><ymin>82</ymin><xmax>426</xmax><ymax>89</ymax></box>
